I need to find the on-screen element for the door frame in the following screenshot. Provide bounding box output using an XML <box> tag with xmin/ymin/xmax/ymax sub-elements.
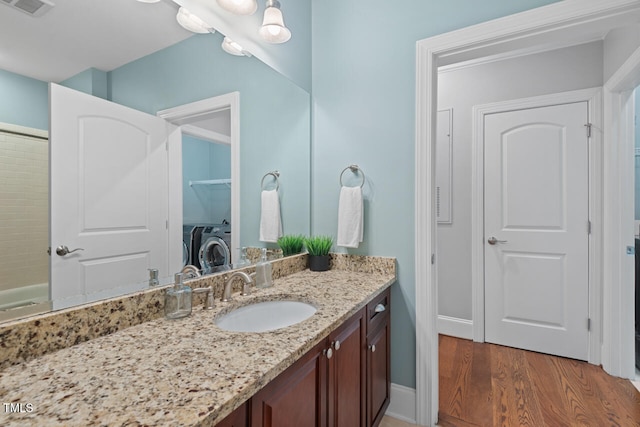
<box><xmin>601</xmin><ymin>48</ymin><xmax>640</xmax><ymax>377</ymax></box>
<box><xmin>470</xmin><ymin>88</ymin><xmax>602</xmax><ymax>363</ymax></box>
<box><xmin>415</xmin><ymin>1</ymin><xmax>640</xmax><ymax>425</ymax></box>
<box><xmin>157</xmin><ymin>92</ymin><xmax>240</xmax><ymax>263</ymax></box>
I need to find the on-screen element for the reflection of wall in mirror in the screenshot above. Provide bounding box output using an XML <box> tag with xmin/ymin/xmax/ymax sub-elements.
<box><xmin>183</xmin><ymin>135</ymin><xmax>231</xmax><ymax>224</ymax></box>
<box><xmin>109</xmin><ymin>32</ymin><xmax>311</xmax><ymax>249</ymax></box>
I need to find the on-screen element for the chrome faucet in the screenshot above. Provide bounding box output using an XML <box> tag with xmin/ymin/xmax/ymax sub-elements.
<box><xmin>192</xmin><ymin>285</ymin><xmax>215</xmax><ymax>309</ymax></box>
<box><xmin>222</xmin><ymin>271</ymin><xmax>254</xmax><ymax>302</ymax></box>
<box><xmin>181</xmin><ymin>264</ymin><xmax>201</xmax><ymax>280</ymax></box>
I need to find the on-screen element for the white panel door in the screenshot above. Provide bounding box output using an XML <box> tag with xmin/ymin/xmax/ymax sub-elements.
<box><xmin>50</xmin><ymin>83</ymin><xmax>172</xmax><ymax>310</ymax></box>
<box><xmin>484</xmin><ymin>102</ymin><xmax>589</xmax><ymax>361</ymax></box>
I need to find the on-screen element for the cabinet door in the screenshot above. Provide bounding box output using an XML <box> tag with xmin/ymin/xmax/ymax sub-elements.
<box><xmin>251</xmin><ymin>340</ymin><xmax>328</xmax><ymax>427</ymax></box>
<box><xmin>328</xmin><ymin>309</ymin><xmax>366</xmax><ymax>427</ymax></box>
<box><xmin>367</xmin><ymin>320</ymin><xmax>390</xmax><ymax>427</ymax></box>
<box><xmin>216</xmin><ymin>401</ymin><xmax>248</xmax><ymax>427</ymax></box>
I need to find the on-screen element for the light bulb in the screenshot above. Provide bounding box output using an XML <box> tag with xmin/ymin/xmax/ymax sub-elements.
<box><xmin>259</xmin><ymin>0</ymin><xmax>291</xmax><ymax>44</ymax></box>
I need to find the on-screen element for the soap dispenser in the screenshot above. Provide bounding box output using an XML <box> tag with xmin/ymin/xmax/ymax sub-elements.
<box><xmin>255</xmin><ymin>248</ymin><xmax>273</xmax><ymax>289</ymax></box>
<box><xmin>165</xmin><ymin>273</ymin><xmax>192</xmax><ymax>319</ymax></box>
<box><xmin>234</xmin><ymin>247</ymin><xmax>250</xmax><ymax>268</ymax></box>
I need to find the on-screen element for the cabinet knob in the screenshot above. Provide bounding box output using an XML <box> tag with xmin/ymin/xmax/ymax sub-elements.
<box><xmin>333</xmin><ymin>340</ymin><xmax>341</xmax><ymax>351</ymax></box>
<box><xmin>324</xmin><ymin>348</ymin><xmax>333</xmax><ymax>359</ymax></box>
<box><xmin>369</xmin><ymin>344</ymin><xmax>376</xmax><ymax>353</ymax></box>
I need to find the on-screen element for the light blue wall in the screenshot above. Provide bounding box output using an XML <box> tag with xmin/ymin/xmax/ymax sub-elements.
<box><xmin>0</xmin><ymin>69</ymin><xmax>48</xmax><ymax>130</ymax></box>
<box><xmin>60</xmin><ymin>68</ymin><xmax>108</xmax><ymax>100</ymax></box>
<box><xmin>311</xmin><ymin>0</ymin><xmax>561</xmax><ymax>389</ymax></box>
<box><xmin>109</xmin><ymin>32</ymin><xmax>311</xmax><ymax>250</ymax></box>
<box><xmin>183</xmin><ymin>135</ymin><xmax>232</xmax><ymax>225</ymax></box>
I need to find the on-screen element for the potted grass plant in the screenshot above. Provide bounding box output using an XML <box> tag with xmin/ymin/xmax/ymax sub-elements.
<box><xmin>305</xmin><ymin>235</ymin><xmax>333</xmax><ymax>271</ymax></box>
<box><xmin>277</xmin><ymin>234</ymin><xmax>305</xmax><ymax>257</ymax></box>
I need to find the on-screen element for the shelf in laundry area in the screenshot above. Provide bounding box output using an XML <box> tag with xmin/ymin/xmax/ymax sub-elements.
<box><xmin>189</xmin><ymin>179</ymin><xmax>231</xmax><ymax>188</ymax></box>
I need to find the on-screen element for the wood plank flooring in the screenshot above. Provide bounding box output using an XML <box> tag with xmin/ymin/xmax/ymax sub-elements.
<box><xmin>438</xmin><ymin>335</ymin><xmax>640</xmax><ymax>427</ymax></box>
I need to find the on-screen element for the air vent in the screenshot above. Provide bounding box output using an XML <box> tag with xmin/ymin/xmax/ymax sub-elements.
<box><xmin>1</xmin><ymin>0</ymin><xmax>55</xmax><ymax>17</ymax></box>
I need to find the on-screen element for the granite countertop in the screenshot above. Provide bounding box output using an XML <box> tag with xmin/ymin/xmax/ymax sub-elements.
<box><xmin>0</xmin><ymin>267</ymin><xmax>395</xmax><ymax>426</ymax></box>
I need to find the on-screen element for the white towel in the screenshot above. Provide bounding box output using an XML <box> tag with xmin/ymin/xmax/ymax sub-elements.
<box><xmin>337</xmin><ymin>186</ymin><xmax>364</xmax><ymax>248</ymax></box>
<box><xmin>259</xmin><ymin>189</ymin><xmax>283</xmax><ymax>243</ymax></box>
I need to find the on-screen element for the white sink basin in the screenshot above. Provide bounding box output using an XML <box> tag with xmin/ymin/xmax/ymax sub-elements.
<box><xmin>215</xmin><ymin>300</ymin><xmax>317</xmax><ymax>332</ymax></box>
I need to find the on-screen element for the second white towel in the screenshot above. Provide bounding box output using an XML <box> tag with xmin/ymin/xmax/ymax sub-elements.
<box><xmin>259</xmin><ymin>189</ymin><xmax>283</xmax><ymax>243</ymax></box>
<box><xmin>337</xmin><ymin>186</ymin><xmax>363</xmax><ymax>248</ymax></box>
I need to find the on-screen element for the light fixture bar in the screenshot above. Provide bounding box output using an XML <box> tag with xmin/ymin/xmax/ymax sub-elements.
<box><xmin>217</xmin><ymin>0</ymin><xmax>257</xmax><ymax>16</ymax></box>
<box><xmin>176</xmin><ymin>7</ymin><xmax>213</xmax><ymax>34</ymax></box>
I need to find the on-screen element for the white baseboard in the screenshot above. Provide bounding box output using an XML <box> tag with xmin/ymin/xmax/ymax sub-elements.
<box><xmin>437</xmin><ymin>315</ymin><xmax>473</xmax><ymax>340</ymax></box>
<box><xmin>385</xmin><ymin>383</ymin><xmax>417</xmax><ymax>424</ymax></box>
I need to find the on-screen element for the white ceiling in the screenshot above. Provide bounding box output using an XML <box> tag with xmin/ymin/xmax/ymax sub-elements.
<box><xmin>0</xmin><ymin>0</ymin><xmax>193</xmax><ymax>83</ymax></box>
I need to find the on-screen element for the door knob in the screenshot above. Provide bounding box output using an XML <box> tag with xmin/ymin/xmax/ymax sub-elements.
<box><xmin>487</xmin><ymin>237</ymin><xmax>507</xmax><ymax>245</ymax></box>
<box><xmin>56</xmin><ymin>245</ymin><xmax>84</xmax><ymax>256</ymax></box>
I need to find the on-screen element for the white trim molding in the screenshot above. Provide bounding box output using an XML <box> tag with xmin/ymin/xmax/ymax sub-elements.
<box><xmin>158</xmin><ymin>92</ymin><xmax>241</xmax><ymax>262</ymax></box>
<box><xmin>437</xmin><ymin>316</ymin><xmax>473</xmax><ymax>340</ymax></box>
<box><xmin>601</xmin><ymin>45</ymin><xmax>640</xmax><ymax>379</ymax></box>
<box><xmin>416</xmin><ymin>1</ymin><xmax>640</xmax><ymax>425</ymax></box>
<box><xmin>385</xmin><ymin>383</ymin><xmax>417</xmax><ymax>425</ymax></box>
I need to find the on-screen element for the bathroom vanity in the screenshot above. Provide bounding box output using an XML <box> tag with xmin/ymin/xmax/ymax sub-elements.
<box><xmin>0</xmin><ymin>254</ymin><xmax>395</xmax><ymax>427</ymax></box>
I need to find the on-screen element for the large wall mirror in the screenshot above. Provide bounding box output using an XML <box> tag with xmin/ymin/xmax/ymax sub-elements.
<box><xmin>0</xmin><ymin>1</ymin><xmax>311</xmax><ymax>323</ymax></box>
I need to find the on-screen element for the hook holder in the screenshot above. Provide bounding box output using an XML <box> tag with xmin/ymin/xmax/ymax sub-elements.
<box><xmin>339</xmin><ymin>164</ymin><xmax>365</xmax><ymax>188</ymax></box>
<box><xmin>261</xmin><ymin>170</ymin><xmax>280</xmax><ymax>191</ymax></box>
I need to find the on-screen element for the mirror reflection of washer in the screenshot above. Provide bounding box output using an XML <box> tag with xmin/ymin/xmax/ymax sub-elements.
<box><xmin>198</xmin><ymin>224</ymin><xmax>231</xmax><ymax>274</ymax></box>
<box><xmin>183</xmin><ymin>224</ymin><xmax>204</xmax><ymax>268</ymax></box>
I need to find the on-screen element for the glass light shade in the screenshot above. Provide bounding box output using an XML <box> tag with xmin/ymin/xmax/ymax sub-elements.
<box><xmin>137</xmin><ymin>0</ymin><xmax>161</xmax><ymax>3</ymax></box>
<box><xmin>176</xmin><ymin>7</ymin><xmax>212</xmax><ymax>34</ymax></box>
<box><xmin>259</xmin><ymin>2</ymin><xmax>291</xmax><ymax>44</ymax></box>
<box><xmin>217</xmin><ymin>0</ymin><xmax>258</xmax><ymax>15</ymax></box>
<box><xmin>222</xmin><ymin>37</ymin><xmax>251</xmax><ymax>57</ymax></box>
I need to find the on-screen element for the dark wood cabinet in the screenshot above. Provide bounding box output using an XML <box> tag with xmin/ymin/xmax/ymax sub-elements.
<box><xmin>220</xmin><ymin>287</ymin><xmax>391</xmax><ymax>427</ymax></box>
<box><xmin>216</xmin><ymin>401</ymin><xmax>248</xmax><ymax>427</ymax></box>
<box><xmin>366</xmin><ymin>289</ymin><xmax>391</xmax><ymax>427</ymax></box>
<box><xmin>251</xmin><ymin>339</ymin><xmax>327</xmax><ymax>427</ymax></box>
<box><xmin>328</xmin><ymin>308</ymin><xmax>366</xmax><ymax>427</ymax></box>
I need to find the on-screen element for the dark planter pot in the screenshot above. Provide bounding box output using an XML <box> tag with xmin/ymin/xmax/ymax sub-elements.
<box><xmin>309</xmin><ymin>255</ymin><xmax>330</xmax><ymax>272</ymax></box>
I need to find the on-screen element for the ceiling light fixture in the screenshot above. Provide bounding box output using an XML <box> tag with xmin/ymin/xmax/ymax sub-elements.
<box><xmin>221</xmin><ymin>37</ymin><xmax>252</xmax><ymax>57</ymax></box>
<box><xmin>217</xmin><ymin>0</ymin><xmax>257</xmax><ymax>16</ymax></box>
<box><xmin>136</xmin><ymin>0</ymin><xmax>161</xmax><ymax>3</ymax></box>
<box><xmin>259</xmin><ymin>0</ymin><xmax>291</xmax><ymax>44</ymax></box>
<box><xmin>176</xmin><ymin>7</ymin><xmax>213</xmax><ymax>34</ymax></box>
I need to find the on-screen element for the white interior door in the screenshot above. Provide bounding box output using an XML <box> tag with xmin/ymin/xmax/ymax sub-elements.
<box><xmin>484</xmin><ymin>101</ymin><xmax>589</xmax><ymax>361</ymax></box>
<box><xmin>50</xmin><ymin>83</ymin><xmax>175</xmax><ymax>310</ymax></box>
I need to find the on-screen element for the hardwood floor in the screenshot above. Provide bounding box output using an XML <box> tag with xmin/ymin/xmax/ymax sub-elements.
<box><xmin>438</xmin><ymin>335</ymin><xmax>640</xmax><ymax>427</ymax></box>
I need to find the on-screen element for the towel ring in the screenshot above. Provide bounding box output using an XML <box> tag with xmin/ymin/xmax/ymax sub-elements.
<box><xmin>339</xmin><ymin>165</ymin><xmax>365</xmax><ymax>188</ymax></box>
<box><xmin>261</xmin><ymin>171</ymin><xmax>280</xmax><ymax>191</ymax></box>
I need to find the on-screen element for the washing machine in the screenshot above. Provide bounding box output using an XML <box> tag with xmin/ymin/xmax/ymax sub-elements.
<box><xmin>183</xmin><ymin>224</ymin><xmax>204</xmax><ymax>268</ymax></box>
<box><xmin>198</xmin><ymin>223</ymin><xmax>231</xmax><ymax>274</ymax></box>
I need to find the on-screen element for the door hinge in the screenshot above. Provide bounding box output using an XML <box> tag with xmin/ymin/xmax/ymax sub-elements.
<box><xmin>431</xmin><ymin>254</ymin><xmax>435</xmax><ymax>265</ymax></box>
<box><xmin>584</xmin><ymin>123</ymin><xmax>592</xmax><ymax>138</ymax></box>
<box><xmin>166</xmin><ymin>220</ymin><xmax>169</xmax><ymax>230</ymax></box>
<box><xmin>587</xmin><ymin>220</ymin><xmax>591</xmax><ymax>234</ymax></box>
<box><xmin>587</xmin><ymin>318</ymin><xmax>591</xmax><ymax>331</ymax></box>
